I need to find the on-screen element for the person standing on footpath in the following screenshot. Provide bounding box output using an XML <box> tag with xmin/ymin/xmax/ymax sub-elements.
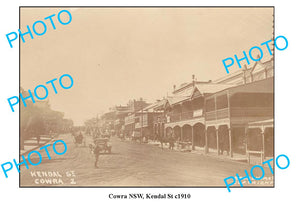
<box><xmin>94</xmin><ymin>143</ymin><xmax>101</xmax><ymax>168</ymax></box>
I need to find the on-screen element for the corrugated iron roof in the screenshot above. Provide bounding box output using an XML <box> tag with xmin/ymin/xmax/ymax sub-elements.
<box><xmin>195</xmin><ymin>83</ymin><xmax>235</xmax><ymax>95</ymax></box>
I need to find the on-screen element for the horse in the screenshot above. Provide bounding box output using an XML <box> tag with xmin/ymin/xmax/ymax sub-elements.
<box><xmin>74</xmin><ymin>133</ymin><xmax>83</xmax><ymax>146</ymax></box>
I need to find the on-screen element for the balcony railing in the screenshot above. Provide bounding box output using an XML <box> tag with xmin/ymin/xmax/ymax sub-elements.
<box><xmin>206</xmin><ymin>108</ymin><xmax>229</xmax><ymax>121</ymax></box>
<box><xmin>231</xmin><ymin>107</ymin><xmax>273</xmax><ymax>117</ymax></box>
<box><xmin>135</xmin><ymin>121</ymin><xmax>149</xmax><ymax>128</ymax></box>
<box><xmin>205</xmin><ymin>107</ymin><xmax>273</xmax><ymax>121</ymax></box>
<box><xmin>167</xmin><ymin>110</ymin><xmax>203</xmax><ymax>123</ymax></box>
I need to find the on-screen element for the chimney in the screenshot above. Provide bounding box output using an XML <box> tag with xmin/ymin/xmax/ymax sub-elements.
<box><xmin>173</xmin><ymin>85</ymin><xmax>176</xmax><ymax>91</ymax></box>
<box><xmin>192</xmin><ymin>74</ymin><xmax>195</xmax><ymax>87</ymax></box>
<box><xmin>257</xmin><ymin>54</ymin><xmax>261</xmax><ymax>61</ymax></box>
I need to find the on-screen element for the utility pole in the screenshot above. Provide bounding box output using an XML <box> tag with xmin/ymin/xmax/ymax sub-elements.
<box><xmin>140</xmin><ymin>108</ymin><xmax>143</xmax><ymax>143</ymax></box>
<box><xmin>96</xmin><ymin>113</ymin><xmax>101</xmax><ymax>136</ymax></box>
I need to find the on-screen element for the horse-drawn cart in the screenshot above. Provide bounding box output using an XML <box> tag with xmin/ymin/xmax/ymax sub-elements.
<box><xmin>73</xmin><ymin>132</ymin><xmax>85</xmax><ymax>146</ymax></box>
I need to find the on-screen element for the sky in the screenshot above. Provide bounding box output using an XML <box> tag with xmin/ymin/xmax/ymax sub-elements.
<box><xmin>20</xmin><ymin>7</ymin><xmax>273</xmax><ymax>125</ymax></box>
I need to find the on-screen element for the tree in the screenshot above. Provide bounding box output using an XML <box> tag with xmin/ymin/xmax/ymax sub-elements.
<box><xmin>20</xmin><ymin>87</ymin><xmax>73</xmax><ymax>150</ymax></box>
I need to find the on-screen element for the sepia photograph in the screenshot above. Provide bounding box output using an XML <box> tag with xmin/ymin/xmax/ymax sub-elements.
<box><xmin>19</xmin><ymin>7</ymin><xmax>274</xmax><ymax>187</ymax></box>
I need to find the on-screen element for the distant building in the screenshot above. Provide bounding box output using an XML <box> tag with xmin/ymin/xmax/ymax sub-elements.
<box><xmin>124</xmin><ymin>98</ymin><xmax>150</xmax><ymax>137</ymax></box>
<box><xmin>134</xmin><ymin>102</ymin><xmax>164</xmax><ymax>140</ymax></box>
<box><xmin>100</xmin><ymin>99</ymin><xmax>150</xmax><ymax>137</ymax></box>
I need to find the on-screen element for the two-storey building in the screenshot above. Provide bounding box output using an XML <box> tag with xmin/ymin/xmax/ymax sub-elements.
<box><xmin>163</xmin><ymin>76</ymin><xmax>234</xmax><ymax>149</ymax></box>
<box><xmin>209</xmin><ymin>58</ymin><xmax>274</xmax><ymax>160</ymax></box>
<box><xmin>163</xmin><ymin>58</ymin><xmax>273</xmax><ymax>159</ymax></box>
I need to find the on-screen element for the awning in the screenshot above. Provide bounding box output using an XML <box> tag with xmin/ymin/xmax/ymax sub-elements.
<box><xmin>248</xmin><ymin>118</ymin><xmax>274</xmax><ymax>129</ymax></box>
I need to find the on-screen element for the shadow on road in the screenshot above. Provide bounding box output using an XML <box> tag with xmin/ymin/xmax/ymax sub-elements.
<box><xmin>28</xmin><ymin>157</ymin><xmax>69</xmax><ymax>165</ymax></box>
<box><xmin>99</xmin><ymin>152</ymin><xmax>120</xmax><ymax>155</ymax></box>
<box><xmin>74</xmin><ymin>146</ymin><xmax>88</xmax><ymax>148</ymax></box>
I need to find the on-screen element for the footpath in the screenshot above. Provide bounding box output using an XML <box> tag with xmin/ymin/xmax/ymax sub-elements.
<box><xmin>121</xmin><ymin>137</ymin><xmax>268</xmax><ymax>166</ymax></box>
<box><xmin>20</xmin><ymin>135</ymin><xmax>59</xmax><ymax>156</ymax></box>
<box><xmin>22</xmin><ymin>134</ymin><xmax>269</xmax><ymax>166</ymax></box>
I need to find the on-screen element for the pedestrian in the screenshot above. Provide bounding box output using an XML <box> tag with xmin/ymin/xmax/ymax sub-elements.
<box><xmin>36</xmin><ymin>134</ymin><xmax>40</xmax><ymax>145</ymax></box>
<box><xmin>154</xmin><ymin>133</ymin><xmax>158</xmax><ymax>142</ymax></box>
<box><xmin>219</xmin><ymin>138</ymin><xmax>224</xmax><ymax>155</ymax></box>
<box><xmin>169</xmin><ymin>137</ymin><xmax>175</xmax><ymax>150</ymax></box>
<box><xmin>159</xmin><ymin>136</ymin><xmax>164</xmax><ymax>150</ymax></box>
<box><xmin>71</xmin><ymin>131</ymin><xmax>76</xmax><ymax>142</ymax></box>
<box><xmin>94</xmin><ymin>142</ymin><xmax>101</xmax><ymax>168</ymax></box>
<box><xmin>78</xmin><ymin>132</ymin><xmax>83</xmax><ymax>144</ymax></box>
<box><xmin>120</xmin><ymin>133</ymin><xmax>124</xmax><ymax>141</ymax></box>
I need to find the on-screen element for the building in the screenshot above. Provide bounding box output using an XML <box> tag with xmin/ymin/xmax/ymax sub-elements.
<box><xmin>112</xmin><ymin>105</ymin><xmax>132</xmax><ymax>136</ymax></box>
<box><xmin>134</xmin><ymin>102</ymin><xmax>164</xmax><ymax>140</ymax></box>
<box><xmin>152</xmin><ymin>99</ymin><xmax>168</xmax><ymax>139</ymax></box>
<box><xmin>163</xmin><ymin>58</ymin><xmax>274</xmax><ymax>159</ymax></box>
<box><xmin>96</xmin><ymin>58</ymin><xmax>274</xmax><ymax>161</ymax></box>
<box><xmin>204</xmin><ymin>77</ymin><xmax>273</xmax><ymax>158</ymax></box>
<box><xmin>124</xmin><ymin>99</ymin><xmax>150</xmax><ymax>137</ymax></box>
<box><xmin>163</xmin><ymin>76</ymin><xmax>234</xmax><ymax>150</ymax></box>
<box><xmin>211</xmin><ymin>58</ymin><xmax>274</xmax><ymax>160</ymax></box>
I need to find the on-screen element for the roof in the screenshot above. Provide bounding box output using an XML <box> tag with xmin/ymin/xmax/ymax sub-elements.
<box><xmin>153</xmin><ymin>99</ymin><xmax>168</xmax><ymax>111</ymax></box>
<box><xmin>173</xmin><ymin>85</ymin><xmax>194</xmax><ymax>96</ymax></box>
<box><xmin>136</xmin><ymin>101</ymin><xmax>164</xmax><ymax>113</ymax></box>
<box><xmin>141</xmin><ymin>102</ymin><xmax>159</xmax><ymax>112</ymax></box>
<box><xmin>214</xmin><ymin>58</ymin><xmax>273</xmax><ymax>84</ymax></box>
<box><xmin>115</xmin><ymin>110</ymin><xmax>132</xmax><ymax>115</ymax></box>
<box><xmin>194</xmin><ymin>83</ymin><xmax>235</xmax><ymax>95</ymax></box>
<box><xmin>206</xmin><ymin>77</ymin><xmax>273</xmax><ymax>98</ymax></box>
<box><xmin>228</xmin><ymin>77</ymin><xmax>273</xmax><ymax>94</ymax></box>
<box><xmin>167</xmin><ymin>96</ymin><xmax>190</xmax><ymax>105</ymax></box>
<box><xmin>167</xmin><ymin>82</ymin><xmax>235</xmax><ymax>106</ymax></box>
<box><xmin>173</xmin><ymin>80</ymin><xmax>212</xmax><ymax>94</ymax></box>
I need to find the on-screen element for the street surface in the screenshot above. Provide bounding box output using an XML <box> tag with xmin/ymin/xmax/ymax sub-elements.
<box><xmin>20</xmin><ymin>133</ymin><xmax>273</xmax><ymax>187</ymax></box>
